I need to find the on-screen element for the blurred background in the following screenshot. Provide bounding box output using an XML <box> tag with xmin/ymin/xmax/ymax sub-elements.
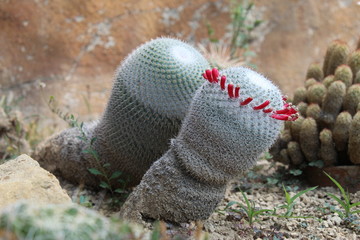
<box><xmin>1</xmin><ymin>0</ymin><xmax>360</xmax><ymax>128</ymax></box>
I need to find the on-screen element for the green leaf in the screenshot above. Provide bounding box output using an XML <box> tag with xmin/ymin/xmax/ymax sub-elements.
<box><xmin>103</xmin><ymin>163</ymin><xmax>111</xmax><ymax>168</ymax></box>
<box><xmin>114</xmin><ymin>188</ymin><xmax>126</xmax><ymax>194</ymax></box>
<box><xmin>327</xmin><ymin>193</ymin><xmax>346</xmax><ymax>210</ymax></box>
<box><xmin>90</xmin><ymin>137</ymin><xmax>97</xmax><ymax>145</ymax></box>
<box><xmin>350</xmin><ymin>209</ymin><xmax>360</xmax><ymax>214</ymax></box>
<box><xmin>290</xmin><ymin>186</ymin><xmax>317</xmax><ymax>203</ymax></box>
<box><xmin>88</xmin><ymin>168</ymin><xmax>103</xmax><ymax>176</ymax></box>
<box><xmin>324</xmin><ymin>172</ymin><xmax>347</xmax><ymax>199</ymax></box>
<box><xmin>241</xmin><ymin>191</ymin><xmax>251</xmax><ymax>210</ymax></box>
<box><xmin>289</xmin><ymin>169</ymin><xmax>302</xmax><ymax>176</ymax></box>
<box><xmin>99</xmin><ymin>181</ymin><xmax>111</xmax><ymax>190</ymax></box>
<box><xmin>350</xmin><ymin>201</ymin><xmax>360</xmax><ymax>208</ymax></box>
<box><xmin>224</xmin><ymin>201</ymin><xmax>239</xmax><ymax>209</ymax></box>
<box><xmin>332</xmin><ymin>209</ymin><xmax>345</xmax><ymax>218</ymax></box>
<box><xmin>253</xmin><ymin>20</ymin><xmax>263</xmax><ymax>28</ymax></box>
<box><xmin>110</xmin><ymin>171</ymin><xmax>122</xmax><ymax>180</ymax></box>
<box><xmin>254</xmin><ymin>209</ymin><xmax>273</xmax><ymax>215</ymax></box>
<box><xmin>309</xmin><ymin>160</ymin><xmax>324</xmax><ymax>168</ymax></box>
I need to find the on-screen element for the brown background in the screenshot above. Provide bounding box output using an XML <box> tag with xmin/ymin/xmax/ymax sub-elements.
<box><xmin>1</xmin><ymin>0</ymin><xmax>360</xmax><ymax>126</ymax></box>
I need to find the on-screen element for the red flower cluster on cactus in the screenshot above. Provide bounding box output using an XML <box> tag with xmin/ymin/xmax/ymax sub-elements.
<box><xmin>202</xmin><ymin>68</ymin><xmax>299</xmax><ymax>121</ymax></box>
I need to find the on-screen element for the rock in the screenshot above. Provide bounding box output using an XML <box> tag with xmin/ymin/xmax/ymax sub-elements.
<box><xmin>0</xmin><ymin>154</ymin><xmax>71</xmax><ymax>209</ymax></box>
<box><xmin>328</xmin><ymin>215</ymin><xmax>342</xmax><ymax>226</ymax></box>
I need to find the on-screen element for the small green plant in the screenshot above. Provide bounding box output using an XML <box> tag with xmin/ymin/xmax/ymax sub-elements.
<box><xmin>202</xmin><ymin>0</ymin><xmax>262</xmax><ymax>68</ymax></box>
<box><xmin>275</xmin><ymin>184</ymin><xmax>317</xmax><ymax>218</ymax></box>
<box><xmin>324</xmin><ymin>171</ymin><xmax>360</xmax><ymax>219</ymax></box>
<box><xmin>48</xmin><ymin>96</ymin><xmax>128</xmax><ymax>205</ymax></box>
<box><xmin>222</xmin><ymin>191</ymin><xmax>273</xmax><ymax>226</ymax></box>
<box><xmin>0</xmin><ymin>95</ymin><xmax>32</xmax><ymax>161</ymax></box>
<box><xmin>229</xmin><ymin>0</ymin><xmax>262</xmax><ymax>59</ymax></box>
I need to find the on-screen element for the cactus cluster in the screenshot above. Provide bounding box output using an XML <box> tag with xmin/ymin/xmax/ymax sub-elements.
<box><xmin>270</xmin><ymin>39</ymin><xmax>360</xmax><ymax>168</ymax></box>
<box><xmin>35</xmin><ymin>38</ymin><xmax>210</xmax><ymax>188</ymax></box>
<box><xmin>0</xmin><ymin>201</ymin><xmax>148</xmax><ymax>240</ymax></box>
<box><xmin>119</xmin><ymin>67</ymin><xmax>297</xmax><ymax>223</ymax></box>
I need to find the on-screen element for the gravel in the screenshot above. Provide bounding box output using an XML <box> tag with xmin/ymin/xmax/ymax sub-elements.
<box><xmin>61</xmin><ymin>160</ymin><xmax>360</xmax><ymax>240</ymax></box>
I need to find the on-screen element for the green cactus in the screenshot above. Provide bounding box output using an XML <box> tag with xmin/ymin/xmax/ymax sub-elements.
<box><xmin>0</xmin><ymin>201</ymin><xmax>148</xmax><ymax>240</ymax></box>
<box><xmin>306</xmin><ymin>103</ymin><xmax>321</xmax><ymax>122</ymax></box>
<box><xmin>332</xmin><ymin>111</ymin><xmax>352</xmax><ymax>152</ymax></box>
<box><xmin>289</xmin><ymin>116</ymin><xmax>304</xmax><ymax>142</ymax></box>
<box><xmin>305</xmin><ymin>63</ymin><xmax>323</xmax><ymax>81</ymax></box>
<box><xmin>321</xmin><ymin>81</ymin><xmax>346</xmax><ymax>128</ymax></box>
<box><xmin>34</xmin><ymin>38</ymin><xmax>210</xmax><ymax>188</ymax></box>
<box><xmin>319</xmin><ymin>128</ymin><xmax>337</xmax><ymax>166</ymax></box>
<box><xmin>333</xmin><ymin>64</ymin><xmax>353</xmax><ymax>88</ymax></box>
<box><xmin>349</xmin><ymin>111</ymin><xmax>360</xmax><ymax>164</ymax></box>
<box><xmin>323</xmin><ymin>40</ymin><xmax>349</xmax><ymax>76</ymax></box>
<box><xmin>292</xmin><ymin>87</ymin><xmax>307</xmax><ymax>105</ymax></box>
<box><xmin>299</xmin><ymin>117</ymin><xmax>319</xmax><ymax>162</ymax></box>
<box><xmin>119</xmin><ymin>67</ymin><xmax>298</xmax><ymax>223</ymax></box>
<box><xmin>305</xmin><ymin>78</ymin><xmax>318</xmax><ymax>89</ymax></box>
<box><xmin>306</xmin><ymin>83</ymin><xmax>326</xmax><ymax>106</ymax></box>
<box><xmin>355</xmin><ymin>71</ymin><xmax>360</xmax><ymax>84</ymax></box>
<box><xmin>271</xmin><ymin>39</ymin><xmax>360</xmax><ymax>175</ymax></box>
<box><xmin>343</xmin><ymin>84</ymin><xmax>360</xmax><ymax>115</ymax></box>
<box><xmin>348</xmin><ymin>49</ymin><xmax>360</xmax><ymax>79</ymax></box>
<box><xmin>322</xmin><ymin>75</ymin><xmax>335</xmax><ymax>88</ymax></box>
<box><xmin>296</xmin><ymin>102</ymin><xmax>308</xmax><ymax>117</ymax></box>
<box><xmin>287</xmin><ymin>141</ymin><xmax>304</xmax><ymax>166</ymax></box>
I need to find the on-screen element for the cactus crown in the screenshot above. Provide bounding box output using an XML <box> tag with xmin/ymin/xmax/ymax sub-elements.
<box><xmin>202</xmin><ymin>68</ymin><xmax>299</xmax><ymax>121</ymax></box>
<box><xmin>174</xmin><ymin>67</ymin><xmax>294</xmax><ymax>183</ymax></box>
<box><xmin>119</xmin><ymin>37</ymin><xmax>209</xmax><ymax>118</ymax></box>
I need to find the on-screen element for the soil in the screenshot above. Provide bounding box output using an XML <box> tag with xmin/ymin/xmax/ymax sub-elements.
<box><xmin>61</xmin><ymin>160</ymin><xmax>360</xmax><ymax>240</ymax></box>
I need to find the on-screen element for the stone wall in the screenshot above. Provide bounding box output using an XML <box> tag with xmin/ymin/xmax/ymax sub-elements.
<box><xmin>1</xmin><ymin>0</ymin><xmax>360</xmax><ymax>127</ymax></box>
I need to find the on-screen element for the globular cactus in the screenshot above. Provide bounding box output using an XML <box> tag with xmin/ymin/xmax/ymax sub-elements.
<box><xmin>119</xmin><ymin>67</ymin><xmax>297</xmax><ymax>223</ymax></box>
<box><xmin>305</xmin><ymin>63</ymin><xmax>323</xmax><ymax>81</ymax></box>
<box><xmin>322</xmin><ymin>40</ymin><xmax>349</xmax><ymax>76</ymax></box>
<box><xmin>34</xmin><ymin>38</ymin><xmax>210</xmax><ymax>187</ymax></box>
<box><xmin>271</xmin><ymin>39</ymin><xmax>360</xmax><ymax>169</ymax></box>
<box><xmin>0</xmin><ymin>201</ymin><xmax>148</xmax><ymax>240</ymax></box>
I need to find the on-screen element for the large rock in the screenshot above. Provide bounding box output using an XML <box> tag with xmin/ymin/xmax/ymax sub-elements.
<box><xmin>0</xmin><ymin>154</ymin><xmax>71</xmax><ymax>209</ymax></box>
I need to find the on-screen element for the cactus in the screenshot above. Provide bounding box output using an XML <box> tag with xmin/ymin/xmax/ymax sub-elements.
<box><xmin>119</xmin><ymin>67</ymin><xmax>297</xmax><ymax>223</ymax></box>
<box><xmin>0</xmin><ymin>201</ymin><xmax>148</xmax><ymax>240</ymax></box>
<box><xmin>343</xmin><ymin>84</ymin><xmax>360</xmax><ymax>115</ymax></box>
<box><xmin>348</xmin><ymin>50</ymin><xmax>360</xmax><ymax>79</ymax></box>
<box><xmin>333</xmin><ymin>64</ymin><xmax>353</xmax><ymax>88</ymax></box>
<box><xmin>305</xmin><ymin>63</ymin><xmax>323</xmax><ymax>81</ymax></box>
<box><xmin>322</xmin><ymin>40</ymin><xmax>349</xmax><ymax>76</ymax></box>
<box><xmin>271</xmin><ymin>39</ymin><xmax>360</xmax><ymax>173</ymax></box>
<box><xmin>34</xmin><ymin>38</ymin><xmax>210</xmax><ymax>187</ymax></box>
<box><xmin>306</xmin><ymin>83</ymin><xmax>326</xmax><ymax>106</ymax></box>
<box><xmin>321</xmin><ymin>81</ymin><xmax>346</xmax><ymax>128</ymax></box>
<box><xmin>292</xmin><ymin>87</ymin><xmax>307</xmax><ymax>105</ymax></box>
<box><xmin>319</xmin><ymin>128</ymin><xmax>337</xmax><ymax>166</ymax></box>
<box><xmin>349</xmin><ymin>111</ymin><xmax>360</xmax><ymax>164</ymax></box>
<box><xmin>299</xmin><ymin>117</ymin><xmax>319</xmax><ymax>162</ymax></box>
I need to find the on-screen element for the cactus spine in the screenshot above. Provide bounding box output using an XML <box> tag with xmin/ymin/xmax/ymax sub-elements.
<box><xmin>119</xmin><ymin>67</ymin><xmax>297</xmax><ymax>223</ymax></box>
<box><xmin>35</xmin><ymin>38</ymin><xmax>210</xmax><ymax>187</ymax></box>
